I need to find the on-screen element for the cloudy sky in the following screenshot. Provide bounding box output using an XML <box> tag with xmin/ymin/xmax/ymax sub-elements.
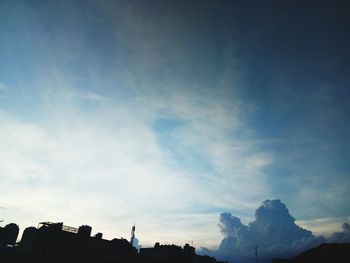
<box><xmin>0</xmin><ymin>0</ymin><xmax>349</xmax><ymax>251</ymax></box>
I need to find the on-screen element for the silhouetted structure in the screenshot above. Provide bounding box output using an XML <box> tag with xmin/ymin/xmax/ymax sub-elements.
<box><xmin>0</xmin><ymin>223</ymin><xmax>19</xmax><ymax>247</ymax></box>
<box><xmin>130</xmin><ymin>223</ymin><xmax>136</xmax><ymax>247</ymax></box>
<box><xmin>140</xmin><ymin>242</ymin><xmax>193</xmax><ymax>263</ymax></box>
<box><xmin>0</xmin><ymin>221</ymin><xmax>225</xmax><ymax>263</ymax></box>
<box><xmin>19</xmin><ymin>221</ymin><xmax>139</xmax><ymax>263</ymax></box>
<box><xmin>140</xmin><ymin>242</ymin><xmax>225</xmax><ymax>263</ymax></box>
<box><xmin>2</xmin><ymin>221</ymin><xmax>349</xmax><ymax>263</ymax></box>
<box><xmin>273</xmin><ymin>243</ymin><xmax>350</xmax><ymax>263</ymax></box>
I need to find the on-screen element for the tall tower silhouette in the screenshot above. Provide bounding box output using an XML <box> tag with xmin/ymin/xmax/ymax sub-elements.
<box><xmin>130</xmin><ymin>223</ymin><xmax>135</xmax><ymax>247</ymax></box>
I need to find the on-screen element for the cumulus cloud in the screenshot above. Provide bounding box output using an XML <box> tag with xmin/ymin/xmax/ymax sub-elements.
<box><xmin>203</xmin><ymin>200</ymin><xmax>330</xmax><ymax>263</ymax></box>
<box><xmin>327</xmin><ymin>223</ymin><xmax>350</xmax><ymax>243</ymax></box>
<box><xmin>133</xmin><ymin>237</ymin><xmax>142</xmax><ymax>251</ymax></box>
<box><xmin>248</xmin><ymin>200</ymin><xmax>312</xmax><ymax>246</ymax></box>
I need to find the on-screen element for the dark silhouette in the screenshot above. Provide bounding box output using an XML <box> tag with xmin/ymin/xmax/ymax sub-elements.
<box><xmin>1</xmin><ymin>220</ymin><xmax>349</xmax><ymax>263</ymax></box>
<box><xmin>18</xmin><ymin>221</ymin><xmax>140</xmax><ymax>263</ymax></box>
<box><xmin>130</xmin><ymin>224</ymin><xmax>136</xmax><ymax>247</ymax></box>
<box><xmin>140</xmin><ymin>242</ymin><xmax>227</xmax><ymax>263</ymax></box>
<box><xmin>273</xmin><ymin>243</ymin><xmax>350</xmax><ymax>263</ymax></box>
<box><xmin>0</xmin><ymin>221</ymin><xmax>224</xmax><ymax>263</ymax></box>
<box><xmin>0</xmin><ymin>223</ymin><xmax>19</xmax><ymax>247</ymax></box>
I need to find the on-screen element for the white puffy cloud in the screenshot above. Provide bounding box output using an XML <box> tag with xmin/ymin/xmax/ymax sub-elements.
<box><xmin>203</xmin><ymin>200</ymin><xmax>330</xmax><ymax>263</ymax></box>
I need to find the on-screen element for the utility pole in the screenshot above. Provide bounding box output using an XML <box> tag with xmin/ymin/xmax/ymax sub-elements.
<box><xmin>255</xmin><ymin>245</ymin><xmax>258</xmax><ymax>263</ymax></box>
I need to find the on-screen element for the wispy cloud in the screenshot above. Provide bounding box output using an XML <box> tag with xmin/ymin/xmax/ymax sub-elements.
<box><xmin>297</xmin><ymin>216</ymin><xmax>350</xmax><ymax>236</ymax></box>
<box><xmin>1</xmin><ymin>0</ymin><xmax>348</xmax><ymax>251</ymax></box>
<box><xmin>0</xmin><ymin>82</ymin><xmax>8</xmax><ymax>93</ymax></box>
<box><xmin>0</xmin><ymin>0</ymin><xmax>275</xmax><ymax>247</ymax></box>
<box><xmin>0</xmin><ymin>69</ymin><xmax>274</xmax><ymax>247</ymax></box>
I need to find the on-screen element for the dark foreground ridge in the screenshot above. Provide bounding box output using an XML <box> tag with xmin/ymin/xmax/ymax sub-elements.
<box><xmin>273</xmin><ymin>243</ymin><xmax>350</xmax><ymax>263</ymax></box>
<box><xmin>0</xmin><ymin>221</ymin><xmax>227</xmax><ymax>263</ymax></box>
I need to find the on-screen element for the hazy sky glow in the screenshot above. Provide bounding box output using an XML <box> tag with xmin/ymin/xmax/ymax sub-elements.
<box><xmin>0</xmin><ymin>0</ymin><xmax>349</xmax><ymax>250</ymax></box>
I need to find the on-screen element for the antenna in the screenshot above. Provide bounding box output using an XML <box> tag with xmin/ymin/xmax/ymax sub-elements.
<box><xmin>130</xmin><ymin>222</ymin><xmax>136</xmax><ymax>246</ymax></box>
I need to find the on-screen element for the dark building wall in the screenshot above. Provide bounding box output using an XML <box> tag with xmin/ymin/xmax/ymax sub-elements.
<box><xmin>20</xmin><ymin>224</ymin><xmax>139</xmax><ymax>263</ymax></box>
<box><xmin>140</xmin><ymin>243</ymin><xmax>204</xmax><ymax>263</ymax></box>
<box><xmin>21</xmin><ymin>227</ymin><xmax>39</xmax><ymax>253</ymax></box>
<box><xmin>0</xmin><ymin>223</ymin><xmax>19</xmax><ymax>247</ymax></box>
<box><xmin>196</xmin><ymin>255</ymin><xmax>221</xmax><ymax>263</ymax></box>
<box><xmin>78</xmin><ymin>225</ymin><xmax>92</xmax><ymax>238</ymax></box>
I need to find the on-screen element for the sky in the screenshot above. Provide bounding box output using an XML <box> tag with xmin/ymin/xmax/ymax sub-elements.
<box><xmin>0</xmin><ymin>0</ymin><xmax>349</xmax><ymax>256</ymax></box>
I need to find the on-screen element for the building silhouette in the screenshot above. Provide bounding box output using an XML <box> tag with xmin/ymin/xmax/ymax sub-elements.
<box><xmin>0</xmin><ymin>223</ymin><xmax>19</xmax><ymax>247</ymax></box>
<box><xmin>0</xmin><ymin>221</ymin><xmax>225</xmax><ymax>263</ymax></box>
<box><xmin>140</xmin><ymin>242</ymin><xmax>192</xmax><ymax>263</ymax></box>
<box><xmin>19</xmin><ymin>221</ymin><xmax>139</xmax><ymax>263</ymax></box>
<box><xmin>3</xmin><ymin>220</ymin><xmax>349</xmax><ymax>263</ymax></box>
<box><xmin>140</xmin><ymin>242</ymin><xmax>226</xmax><ymax>263</ymax></box>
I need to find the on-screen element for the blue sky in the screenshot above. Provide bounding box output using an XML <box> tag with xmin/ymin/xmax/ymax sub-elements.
<box><xmin>0</xmin><ymin>0</ymin><xmax>349</xmax><ymax>249</ymax></box>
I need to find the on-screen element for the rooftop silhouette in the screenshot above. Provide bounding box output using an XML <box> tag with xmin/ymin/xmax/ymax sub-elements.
<box><xmin>0</xmin><ymin>221</ymin><xmax>226</xmax><ymax>263</ymax></box>
<box><xmin>0</xmin><ymin>223</ymin><xmax>19</xmax><ymax>247</ymax></box>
